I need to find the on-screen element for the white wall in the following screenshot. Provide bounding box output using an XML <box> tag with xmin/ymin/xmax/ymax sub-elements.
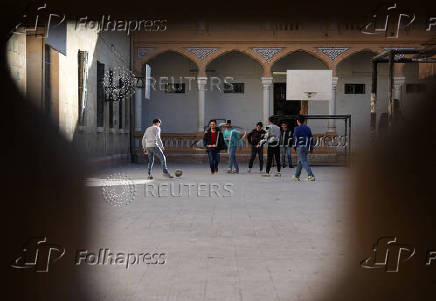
<box><xmin>143</xmin><ymin>51</ymin><xmax>264</xmax><ymax>133</ymax></box>
<box><xmin>206</xmin><ymin>52</ymin><xmax>263</xmax><ymax>131</ymax></box>
<box><xmin>336</xmin><ymin>52</ymin><xmax>389</xmax><ymax>147</ymax></box>
<box><xmin>143</xmin><ymin>52</ymin><xmax>199</xmax><ymax>133</ymax></box>
<box><xmin>59</xmin><ymin>23</ymin><xmax>131</xmax><ymax>159</ymax></box>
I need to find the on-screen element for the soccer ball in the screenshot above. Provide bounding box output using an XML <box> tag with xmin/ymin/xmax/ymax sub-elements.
<box><xmin>175</xmin><ymin>169</ymin><xmax>183</xmax><ymax>177</ymax></box>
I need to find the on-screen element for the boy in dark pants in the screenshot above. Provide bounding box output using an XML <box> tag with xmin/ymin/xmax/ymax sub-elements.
<box><xmin>280</xmin><ymin>121</ymin><xmax>293</xmax><ymax>168</ymax></box>
<box><xmin>292</xmin><ymin>115</ymin><xmax>315</xmax><ymax>181</ymax></box>
<box><xmin>203</xmin><ymin>119</ymin><xmax>226</xmax><ymax>174</ymax></box>
<box><xmin>247</xmin><ymin>122</ymin><xmax>266</xmax><ymax>173</ymax></box>
<box><xmin>258</xmin><ymin>116</ymin><xmax>281</xmax><ymax>177</ymax></box>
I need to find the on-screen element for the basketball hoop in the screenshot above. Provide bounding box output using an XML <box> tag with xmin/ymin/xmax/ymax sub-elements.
<box><xmin>304</xmin><ymin>91</ymin><xmax>317</xmax><ymax>100</ymax></box>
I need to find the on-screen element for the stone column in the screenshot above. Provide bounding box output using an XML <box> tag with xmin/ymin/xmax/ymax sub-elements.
<box><xmin>328</xmin><ymin>77</ymin><xmax>339</xmax><ymax>133</ymax></box>
<box><xmin>135</xmin><ymin>87</ymin><xmax>143</xmax><ymax>132</ymax></box>
<box><xmin>197</xmin><ymin>77</ymin><xmax>208</xmax><ymax>132</ymax></box>
<box><xmin>261</xmin><ymin>77</ymin><xmax>273</xmax><ymax>123</ymax></box>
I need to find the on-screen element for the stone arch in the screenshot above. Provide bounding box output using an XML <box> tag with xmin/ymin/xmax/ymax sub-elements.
<box><xmin>203</xmin><ymin>48</ymin><xmax>266</xmax><ymax>76</ymax></box>
<box><xmin>333</xmin><ymin>47</ymin><xmax>383</xmax><ymax>69</ymax></box>
<box><xmin>269</xmin><ymin>48</ymin><xmax>330</xmax><ymax>70</ymax></box>
<box><xmin>135</xmin><ymin>47</ymin><xmax>201</xmax><ymax>75</ymax></box>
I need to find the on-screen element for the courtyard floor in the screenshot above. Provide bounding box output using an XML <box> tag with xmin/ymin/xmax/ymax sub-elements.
<box><xmin>83</xmin><ymin>163</ymin><xmax>351</xmax><ymax>301</ymax></box>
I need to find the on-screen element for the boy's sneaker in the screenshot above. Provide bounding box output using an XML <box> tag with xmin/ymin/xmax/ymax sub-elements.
<box><xmin>214</xmin><ymin>167</ymin><xmax>218</xmax><ymax>173</ymax></box>
<box><xmin>163</xmin><ymin>173</ymin><xmax>174</xmax><ymax>179</ymax></box>
<box><xmin>306</xmin><ymin>176</ymin><xmax>315</xmax><ymax>181</ymax></box>
<box><xmin>226</xmin><ymin>169</ymin><xmax>233</xmax><ymax>173</ymax></box>
<box><xmin>291</xmin><ymin>175</ymin><xmax>300</xmax><ymax>181</ymax></box>
<box><xmin>147</xmin><ymin>175</ymin><xmax>154</xmax><ymax>180</ymax></box>
<box><xmin>274</xmin><ymin>172</ymin><xmax>281</xmax><ymax>177</ymax></box>
<box><xmin>261</xmin><ymin>173</ymin><xmax>270</xmax><ymax>177</ymax></box>
<box><xmin>247</xmin><ymin>168</ymin><xmax>251</xmax><ymax>173</ymax></box>
<box><xmin>232</xmin><ymin>170</ymin><xmax>239</xmax><ymax>174</ymax></box>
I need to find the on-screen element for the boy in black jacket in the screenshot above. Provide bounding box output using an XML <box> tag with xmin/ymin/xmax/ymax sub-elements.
<box><xmin>280</xmin><ymin>121</ymin><xmax>293</xmax><ymax>168</ymax></box>
<box><xmin>247</xmin><ymin>122</ymin><xmax>266</xmax><ymax>173</ymax></box>
<box><xmin>203</xmin><ymin>119</ymin><xmax>226</xmax><ymax>174</ymax></box>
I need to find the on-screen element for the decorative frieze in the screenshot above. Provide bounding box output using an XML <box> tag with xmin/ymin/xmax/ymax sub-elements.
<box><xmin>318</xmin><ymin>47</ymin><xmax>349</xmax><ymax>60</ymax></box>
<box><xmin>185</xmin><ymin>48</ymin><xmax>217</xmax><ymax>60</ymax></box>
<box><xmin>137</xmin><ymin>47</ymin><xmax>155</xmax><ymax>59</ymax></box>
<box><xmin>253</xmin><ymin>47</ymin><xmax>282</xmax><ymax>61</ymax></box>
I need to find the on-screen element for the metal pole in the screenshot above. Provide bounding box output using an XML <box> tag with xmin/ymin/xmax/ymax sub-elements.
<box><xmin>370</xmin><ymin>60</ymin><xmax>378</xmax><ymax>140</ymax></box>
<box><xmin>348</xmin><ymin>115</ymin><xmax>352</xmax><ymax>163</ymax></box>
<box><xmin>344</xmin><ymin>117</ymin><xmax>348</xmax><ymax>163</ymax></box>
<box><xmin>388</xmin><ymin>51</ymin><xmax>394</xmax><ymax>125</ymax></box>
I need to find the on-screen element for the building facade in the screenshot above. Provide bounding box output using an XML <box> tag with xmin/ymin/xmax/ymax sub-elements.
<box><xmin>132</xmin><ymin>23</ymin><xmax>434</xmax><ymax>152</ymax></box>
<box><xmin>7</xmin><ymin>23</ymin><xmax>132</xmax><ymax>165</ymax></box>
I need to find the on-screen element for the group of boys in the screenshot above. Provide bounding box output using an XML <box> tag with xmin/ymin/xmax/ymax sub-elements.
<box><xmin>142</xmin><ymin>116</ymin><xmax>315</xmax><ymax>181</ymax></box>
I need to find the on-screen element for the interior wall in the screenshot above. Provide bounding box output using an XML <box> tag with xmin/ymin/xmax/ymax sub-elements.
<box><xmin>206</xmin><ymin>51</ymin><xmax>264</xmax><ymax>131</ymax></box>
<box><xmin>143</xmin><ymin>52</ymin><xmax>199</xmax><ymax>133</ymax></box>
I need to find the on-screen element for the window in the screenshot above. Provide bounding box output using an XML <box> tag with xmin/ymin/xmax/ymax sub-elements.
<box><xmin>344</xmin><ymin>83</ymin><xmax>365</xmax><ymax>94</ymax></box>
<box><xmin>78</xmin><ymin>50</ymin><xmax>89</xmax><ymax>126</ymax></box>
<box><xmin>109</xmin><ymin>101</ymin><xmax>114</xmax><ymax>128</ymax></box>
<box><xmin>224</xmin><ymin>82</ymin><xmax>244</xmax><ymax>93</ymax></box>
<box><xmin>164</xmin><ymin>83</ymin><xmax>185</xmax><ymax>93</ymax></box>
<box><xmin>96</xmin><ymin>61</ymin><xmax>105</xmax><ymax>128</ymax></box>
<box><xmin>108</xmin><ymin>69</ymin><xmax>114</xmax><ymax>128</ymax></box>
<box><xmin>119</xmin><ymin>99</ymin><xmax>123</xmax><ymax>129</ymax></box>
<box><xmin>406</xmin><ymin>83</ymin><xmax>426</xmax><ymax>93</ymax></box>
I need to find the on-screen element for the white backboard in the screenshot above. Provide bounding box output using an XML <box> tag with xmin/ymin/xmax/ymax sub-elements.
<box><xmin>286</xmin><ymin>70</ymin><xmax>332</xmax><ymax>101</ymax></box>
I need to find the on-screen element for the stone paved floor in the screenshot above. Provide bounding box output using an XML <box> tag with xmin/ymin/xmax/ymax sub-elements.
<box><xmin>83</xmin><ymin>163</ymin><xmax>351</xmax><ymax>301</ymax></box>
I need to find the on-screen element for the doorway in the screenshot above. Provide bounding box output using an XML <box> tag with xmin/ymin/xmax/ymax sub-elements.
<box><xmin>273</xmin><ymin>83</ymin><xmax>302</xmax><ymax>115</ymax></box>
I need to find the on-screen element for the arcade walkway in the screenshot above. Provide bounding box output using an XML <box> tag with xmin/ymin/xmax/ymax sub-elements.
<box><xmin>84</xmin><ymin>164</ymin><xmax>350</xmax><ymax>301</ymax></box>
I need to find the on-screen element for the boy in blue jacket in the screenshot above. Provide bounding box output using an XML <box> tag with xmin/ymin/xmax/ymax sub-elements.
<box><xmin>292</xmin><ymin>115</ymin><xmax>315</xmax><ymax>181</ymax></box>
<box><xmin>223</xmin><ymin>120</ymin><xmax>242</xmax><ymax>174</ymax></box>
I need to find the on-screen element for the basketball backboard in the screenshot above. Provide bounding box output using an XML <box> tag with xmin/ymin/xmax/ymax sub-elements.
<box><xmin>286</xmin><ymin>70</ymin><xmax>332</xmax><ymax>101</ymax></box>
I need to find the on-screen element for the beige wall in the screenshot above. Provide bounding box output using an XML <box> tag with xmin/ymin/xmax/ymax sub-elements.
<box><xmin>6</xmin><ymin>32</ymin><xmax>26</xmax><ymax>96</ymax></box>
<box><xmin>58</xmin><ymin>22</ymin><xmax>131</xmax><ymax>160</ymax></box>
<box><xmin>6</xmin><ymin>24</ymin><xmax>133</xmax><ymax>163</ymax></box>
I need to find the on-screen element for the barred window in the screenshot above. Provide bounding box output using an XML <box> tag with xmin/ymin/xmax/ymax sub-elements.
<box><xmin>164</xmin><ymin>83</ymin><xmax>185</xmax><ymax>93</ymax></box>
<box><xmin>224</xmin><ymin>83</ymin><xmax>244</xmax><ymax>93</ymax></box>
<box><xmin>78</xmin><ymin>50</ymin><xmax>89</xmax><ymax>126</ymax></box>
<box><xmin>344</xmin><ymin>83</ymin><xmax>365</xmax><ymax>94</ymax></box>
